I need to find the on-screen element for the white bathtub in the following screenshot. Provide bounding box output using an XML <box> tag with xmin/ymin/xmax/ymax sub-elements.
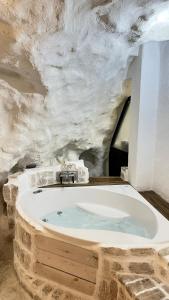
<box><xmin>17</xmin><ymin>184</ymin><xmax>169</xmax><ymax>246</ymax></box>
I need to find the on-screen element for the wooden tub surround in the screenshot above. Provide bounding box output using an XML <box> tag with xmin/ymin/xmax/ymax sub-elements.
<box><xmin>2</xmin><ymin>167</ymin><xmax>169</xmax><ymax>300</ymax></box>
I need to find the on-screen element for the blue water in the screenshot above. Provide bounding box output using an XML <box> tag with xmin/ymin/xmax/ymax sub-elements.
<box><xmin>42</xmin><ymin>206</ymin><xmax>150</xmax><ymax>238</ymax></box>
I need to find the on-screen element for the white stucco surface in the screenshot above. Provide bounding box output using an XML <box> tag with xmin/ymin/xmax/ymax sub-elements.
<box><xmin>129</xmin><ymin>41</ymin><xmax>169</xmax><ymax>202</ymax></box>
<box><xmin>153</xmin><ymin>42</ymin><xmax>169</xmax><ymax>201</ymax></box>
<box><xmin>0</xmin><ymin>1</ymin><xmax>169</xmax><ymax>177</ymax></box>
<box><xmin>128</xmin><ymin>42</ymin><xmax>160</xmax><ymax>190</ymax></box>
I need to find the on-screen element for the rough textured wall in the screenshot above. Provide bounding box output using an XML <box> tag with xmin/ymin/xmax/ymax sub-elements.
<box><xmin>0</xmin><ymin>0</ymin><xmax>169</xmax><ymax>177</ymax></box>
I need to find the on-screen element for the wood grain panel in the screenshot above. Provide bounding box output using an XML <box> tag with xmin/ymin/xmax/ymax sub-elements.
<box><xmin>141</xmin><ymin>191</ymin><xmax>169</xmax><ymax>221</ymax></box>
<box><xmin>35</xmin><ymin>235</ymin><xmax>98</xmax><ymax>268</ymax></box>
<box><xmin>34</xmin><ymin>262</ymin><xmax>95</xmax><ymax>295</ymax></box>
<box><xmin>36</xmin><ymin>248</ymin><xmax>97</xmax><ymax>283</ymax></box>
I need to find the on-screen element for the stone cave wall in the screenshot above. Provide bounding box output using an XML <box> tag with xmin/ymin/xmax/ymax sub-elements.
<box><xmin>0</xmin><ymin>0</ymin><xmax>169</xmax><ymax>178</ymax></box>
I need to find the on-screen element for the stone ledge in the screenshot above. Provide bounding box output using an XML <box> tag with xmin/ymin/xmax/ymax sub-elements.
<box><xmin>16</xmin><ymin>222</ymin><xmax>32</xmax><ymax>250</ymax></box>
<box><xmin>14</xmin><ymin>240</ymin><xmax>32</xmax><ymax>271</ymax></box>
<box><xmin>117</xmin><ymin>274</ymin><xmax>169</xmax><ymax>300</ymax></box>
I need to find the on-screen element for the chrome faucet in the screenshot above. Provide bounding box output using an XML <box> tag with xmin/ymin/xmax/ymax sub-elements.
<box><xmin>56</xmin><ymin>171</ymin><xmax>78</xmax><ymax>184</ymax></box>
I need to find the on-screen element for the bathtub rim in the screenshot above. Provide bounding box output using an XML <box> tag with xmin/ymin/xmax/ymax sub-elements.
<box><xmin>16</xmin><ymin>184</ymin><xmax>169</xmax><ymax>248</ymax></box>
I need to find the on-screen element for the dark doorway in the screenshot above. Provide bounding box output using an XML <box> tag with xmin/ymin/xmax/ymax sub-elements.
<box><xmin>109</xmin><ymin>97</ymin><xmax>130</xmax><ymax>176</ymax></box>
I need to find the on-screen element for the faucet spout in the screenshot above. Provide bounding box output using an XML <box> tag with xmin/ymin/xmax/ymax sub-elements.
<box><xmin>57</xmin><ymin>171</ymin><xmax>78</xmax><ymax>185</ymax></box>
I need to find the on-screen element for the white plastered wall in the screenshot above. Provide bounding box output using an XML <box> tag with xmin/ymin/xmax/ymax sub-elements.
<box><xmin>128</xmin><ymin>41</ymin><xmax>169</xmax><ymax>202</ymax></box>
<box><xmin>153</xmin><ymin>42</ymin><xmax>169</xmax><ymax>202</ymax></box>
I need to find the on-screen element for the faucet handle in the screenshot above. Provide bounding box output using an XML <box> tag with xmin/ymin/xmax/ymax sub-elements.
<box><xmin>72</xmin><ymin>175</ymin><xmax>75</xmax><ymax>184</ymax></box>
<box><xmin>56</xmin><ymin>171</ymin><xmax>78</xmax><ymax>184</ymax></box>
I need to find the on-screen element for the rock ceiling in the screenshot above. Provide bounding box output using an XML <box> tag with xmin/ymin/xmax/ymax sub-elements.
<box><xmin>0</xmin><ymin>0</ymin><xmax>169</xmax><ymax>177</ymax></box>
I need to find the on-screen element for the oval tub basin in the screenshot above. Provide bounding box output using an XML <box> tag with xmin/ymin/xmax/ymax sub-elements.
<box><xmin>17</xmin><ymin>185</ymin><xmax>169</xmax><ymax>246</ymax></box>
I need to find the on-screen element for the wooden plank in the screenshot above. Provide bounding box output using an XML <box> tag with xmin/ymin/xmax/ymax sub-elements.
<box><xmin>90</xmin><ymin>177</ymin><xmax>126</xmax><ymax>184</ymax></box>
<box><xmin>41</xmin><ymin>176</ymin><xmax>127</xmax><ymax>188</ymax></box>
<box><xmin>36</xmin><ymin>248</ymin><xmax>97</xmax><ymax>283</ymax></box>
<box><xmin>141</xmin><ymin>191</ymin><xmax>169</xmax><ymax>221</ymax></box>
<box><xmin>34</xmin><ymin>262</ymin><xmax>95</xmax><ymax>295</ymax></box>
<box><xmin>35</xmin><ymin>235</ymin><xmax>98</xmax><ymax>268</ymax></box>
